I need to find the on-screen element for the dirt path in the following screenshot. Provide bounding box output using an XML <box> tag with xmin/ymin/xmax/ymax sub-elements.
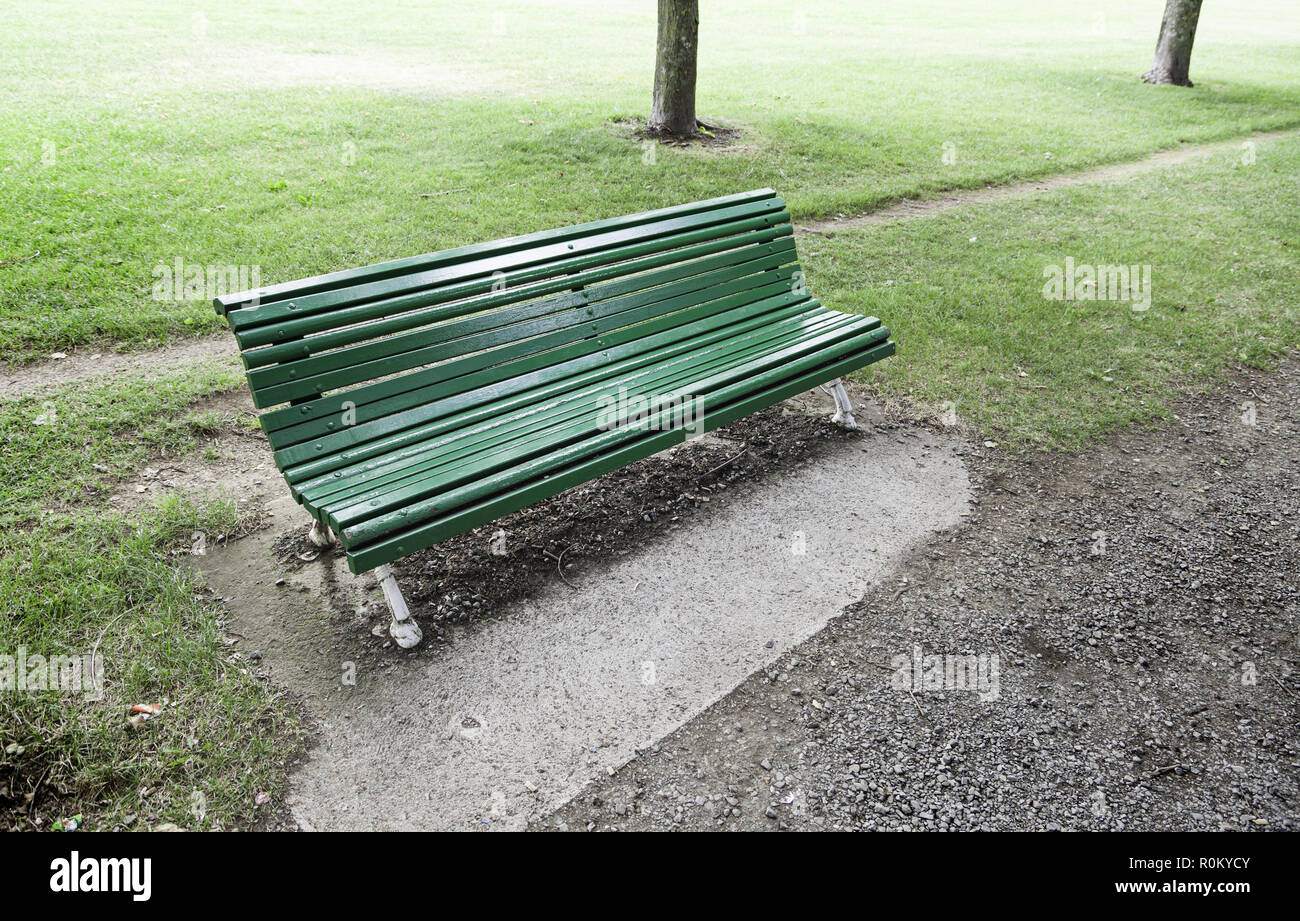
<box><xmin>797</xmin><ymin>128</ymin><xmax>1300</xmax><ymax>235</ymax></box>
<box><xmin>0</xmin><ymin>334</ymin><xmax>237</xmax><ymax>401</ymax></box>
<box><xmin>546</xmin><ymin>361</ymin><xmax>1300</xmax><ymax>832</ymax></box>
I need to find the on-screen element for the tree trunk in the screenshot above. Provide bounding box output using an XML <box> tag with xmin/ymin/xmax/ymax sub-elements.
<box><xmin>1142</xmin><ymin>0</ymin><xmax>1204</xmax><ymax>87</ymax></box>
<box><xmin>649</xmin><ymin>0</ymin><xmax>699</xmax><ymax>137</ymax></box>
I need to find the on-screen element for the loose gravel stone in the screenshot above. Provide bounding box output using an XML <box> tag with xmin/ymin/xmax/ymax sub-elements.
<box><xmin>542</xmin><ymin>361</ymin><xmax>1300</xmax><ymax>832</ymax></box>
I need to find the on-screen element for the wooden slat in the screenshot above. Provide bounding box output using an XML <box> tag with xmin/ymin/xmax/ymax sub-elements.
<box><xmin>246</xmin><ymin>240</ymin><xmax>797</xmax><ymax>407</ymax></box>
<box><xmin>214</xmin><ymin>188</ymin><xmax>780</xmax><ymax>314</ymax></box>
<box><xmin>262</xmin><ymin>266</ymin><xmax>803</xmax><ymax>451</ymax></box>
<box><xmin>283</xmin><ymin>299</ymin><xmax>835</xmax><ymax>491</ymax></box>
<box><xmin>268</xmin><ymin>277</ymin><xmax>808</xmax><ymax>470</ymax></box>
<box><xmin>299</xmin><ymin>311</ymin><xmax>860</xmax><ymax>516</ymax></box>
<box><xmin>239</xmin><ymin>225</ymin><xmax>790</xmax><ymax>366</ymax></box>
<box><xmin>343</xmin><ymin>336</ymin><xmax>895</xmax><ymax>573</ymax></box>
<box><xmin>322</xmin><ymin>318</ymin><xmax>872</xmax><ymax>529</ymax></box>
<box><xmin>333</xmin><ymin>317</ymin><xmax>885</xmax><ymax>542</ymax></box>
<box><xmin>225</xmin><ymin>198</ymin><xmax>788</xmax><ymax>331</ymax></box>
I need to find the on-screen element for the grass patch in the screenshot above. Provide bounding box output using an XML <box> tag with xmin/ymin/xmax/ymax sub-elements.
<box><xmin>0</xmin><ymin>366</ymin><xmax>293</xmax><ymax>830</ymax></box>
<box><xmin>811</xmin><ymin>135</ymin><xmax>1300</xmax><ymax>449</ymax></box>
<box><xmin>2</xmin><ymin>0</ymin><xmax>1298</xmax><ymax>360</ymax></box>
<box><xmin>0</xmin><ymin>497</ymin><xmax>300</xmax><ymax>831</ymax></box>
<box><xmin>0</xmin><ymin>360</ymin><xmax>244</xmax><ymax>525</ymax></box>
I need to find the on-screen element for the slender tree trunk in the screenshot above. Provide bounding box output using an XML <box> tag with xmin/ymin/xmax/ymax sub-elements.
<box><xmin>1142</xmin><ymin>0</ymin><xmax>1204</xmax><ymax>87</ymax></box>
<box><xmin>649</xmin><ymin>0</ymin><xmax>699</xmax><ymax>137</ymax></box>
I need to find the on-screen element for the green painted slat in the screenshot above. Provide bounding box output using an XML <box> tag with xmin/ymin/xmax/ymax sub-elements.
<box><xmin>284</xmin><ymin>300</ymin><xmax>837</xmax><ymax>491</ymax></box>
<box><xmin>235</xmin><ymin>220</ymin><xmax>792</xmax><ymax>355</ymax></box>
<box><xmin>331</xmin><ymin>316</ymin><xmax>882</xmax><ymax>537</ymax></box>
<box><xmin>247</xmin><ymin>242</ymin><xmax>797</xmax><ymax>407</ymax></box>
<box><xmin>247</xmin><ymin>288</ymin><xmax>583</xmax><ymax>392</ymax></box>
<box><xmin>255</xmin><ymin>248</ymin><xmax>799</xmax><ymax>436</ymax></box>
<box><xmin>214</xmin><ymin>188</ymin><xmax>779</xmax><ymax>315</ymax></box>
<box><xmin>227</xmin><ymin>199</ymin><xmax>789</xmax><ymax>331</ymax></box>
<box><xmin>337</xmin><ymin>318</ymin><xmax>885</xmax><ymax>541</ymax></box>
<box><xmin>318</xmin><ymin>320</ymin><xmax>866</xmax><ymax>526</ymax></box>
<box><xmin>300</xmin><ymin>312</ymin><xmax>857</xmax><ymax>513</ymax></box>
<box><xmin>241</xmin><ymin>228</ymin><xmax>792</xmax><ymax>369</ymax></box>
<box><xmin>268</xmin><ymin>277</ymin><xmax>806</xmax><ymax>463</ymax></box>
<box><xmin>298</xmin><ymin>311</ymin><xmax>851</xmax><ymax>509</ymax></box>
<box><xmin>343</xmin><ymin>337</ymin><xmax>896</xmax><ymax>573</ymax></box>
<box><xmin>263</xmin><ymin>267</ymin><xmax>798</xmax><ymax>439</ymax></box>
<box><xmin>262</xmin><ymin>267</ymin><xmax>802</xmax><ymax>449</ymax></box>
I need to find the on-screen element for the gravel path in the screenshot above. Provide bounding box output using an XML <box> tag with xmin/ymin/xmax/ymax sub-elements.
<box><xmin>543</xmin><ymin>361</ymin><xmax>1300</xmax><ymax>832</ymax></box>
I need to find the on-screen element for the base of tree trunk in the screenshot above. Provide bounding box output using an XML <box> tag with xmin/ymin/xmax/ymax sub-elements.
<box><xmin>644</xmin><ymin>126</ymin><xmax>700</xmax><ymax>140</ymax></box>
<box><xmin>644</xmin><ymin>118</ymin><xmax>708</xmax><ymax>140</ymax></box>
<box><xmin>638</xmin><ymin>117</ymin><xmax>738</xmax><ymax>147</ymax></box>
<box><xmin>1141</xmin><ymin>67</ymin><xmax>1193</xmax><ymax>87</ymax></box>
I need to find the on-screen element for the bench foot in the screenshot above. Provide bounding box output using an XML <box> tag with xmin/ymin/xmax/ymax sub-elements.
<box><xmin>373</xmin><ymin>564</ymin><xmax>423</xmax><ymax>649</ymax></box>
<box><xmin>829</xmin><ymin>378</ymin><xmax>858</xmax><ymax>430</ymax></box>
<box><xmin>308</xmin><ymin>519</ymin><xmax>337</xmax><ymax>547</ymax></box>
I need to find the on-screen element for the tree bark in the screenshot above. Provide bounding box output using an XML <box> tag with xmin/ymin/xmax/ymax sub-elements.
<box><xmin>1142</xmin><ymin>0</ymin><xmax>1204</xmax><ymax>87</ymax></box>
<box><xmin>649</xmin><ymin>0</ymin><xmax>699</xmax><ymax>137</ymax></box>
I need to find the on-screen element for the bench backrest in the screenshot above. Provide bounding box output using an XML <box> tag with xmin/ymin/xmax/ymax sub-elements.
<box><xmin>215</xmin><ymin>188</ymin><xmax>804</xmax><ymax>479</ymax></box>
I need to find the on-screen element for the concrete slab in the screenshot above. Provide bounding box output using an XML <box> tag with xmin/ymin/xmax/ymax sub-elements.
<box><xmin>199</xmin><ymin>426</ymin><xmax>970</xmax><ymax>830</ymax></box>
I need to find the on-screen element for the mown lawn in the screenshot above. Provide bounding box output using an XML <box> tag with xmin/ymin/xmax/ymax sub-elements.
<box><xmin>2</xmin><ymin>0</ymin><xmax>1298</xmax><ymax>360</ymax></box>
<box><xmin>0</xmin><ymin>364</ymin><xmax>299</xmax><ymax>830</ymax></box>
<box><xmin>0</xmin><ymin>0</ymin><xmax>1296</xmax><ymax>831</ymax></box>
<box><xmin>0</xmin><ymin>497</ymin><xmax>299</xmax><ymax>831</ymax></box>
<box><xmin>816</xmin><ymin>133</ymin><xmax>1300</xmax><ymax>449</ymax></box>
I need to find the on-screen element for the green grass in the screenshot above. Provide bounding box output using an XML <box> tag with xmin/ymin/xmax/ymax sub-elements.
<box><xmin>0</xmin><ymin>498</ymin><xmax>299</xmax><ymax>831</ymax></box>
<box><xmin>0</xmin><ymin>365</ymin><xmax>298</xmax><ymax>830</ymax></box>
<box><xmin>2</xmin><ymin>0</ymin><xmax>1298</xmax><ymax>360</ymax></box>
<box><xmin>0</xmin><ymin>360</ymin><xmax>243</xmax><ymax>525</ymax></box>
<box><xmin>815</xmin><ymin>134</ymin><xmax>1300</xmax><ymax>449</ymax></box>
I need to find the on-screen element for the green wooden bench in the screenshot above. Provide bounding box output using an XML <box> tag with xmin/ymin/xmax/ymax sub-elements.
<box><xmin>216</xmin><ymin>189</ymin><xmax>893</xmax><ymax>647</ymax></box>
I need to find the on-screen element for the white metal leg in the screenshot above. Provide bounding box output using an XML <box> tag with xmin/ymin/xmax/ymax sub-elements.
<box><xmin>308</xmin><ymin>519</ymin><xmax>336</xmax><ymax>547</ymax></box>
<box><xmin>829</xmin><ymin>378</ymin><xmax>858</xmax><ymax>430</ymax></box>
<box><xmin>374</xmin><ymin>563</ymin><xmax>422</xmax><ymax>648</ymax></box>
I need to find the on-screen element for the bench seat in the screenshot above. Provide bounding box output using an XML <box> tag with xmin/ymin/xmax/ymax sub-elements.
<box><xmin>216</xmin><ymin>189</ymin><xmax>894</xmax><ymax>574</ymax></box>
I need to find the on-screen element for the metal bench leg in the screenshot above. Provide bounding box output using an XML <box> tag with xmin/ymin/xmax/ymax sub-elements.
<box><xmin>374</xmin><ymin>564</ymin><xmax>423</xmax><ymax>649</ymax></box>
<box><xmin>829</xmin><ymin>378</ymin><xmax>858</xmax><ymax>430</ymax></box>
<box><xmin>307</xmin><ymin>519</ymin><xmax>336</xmax><ymax>547</ymax></box>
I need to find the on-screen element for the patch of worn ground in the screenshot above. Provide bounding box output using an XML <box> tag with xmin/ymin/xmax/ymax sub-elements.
<box><xmin>0</xmin><ymin>334</ymin><xmax>237</xmax><ymax>401</ymax></box>
<box><xmin>544</xmin><ymin>361</ymin><xmax>1300</xmax><ymax>832</ymax></box>
<box><xmin>104</xmin><ymin>388</ymin><xmax>280</xmax><ymax>517</ymax></box>
<box><xmin>796</xmin><ymin>129</ymin><xmax>1300</xmax><ymax>235</ymax></box>
<box><xmin>194</xmin><ymin>388</ymin><xmax>970</xmax><ymax>830</ymax></box>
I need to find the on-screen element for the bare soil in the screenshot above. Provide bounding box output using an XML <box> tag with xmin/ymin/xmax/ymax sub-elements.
<box><xmin>106</xmin><ymin>388</ymin><xmax>279</xmax><ymax>515</ymax></box>
<box><xmin>0</xmin><ymin>334</ymin><xmax>237</xmax><ymax>400</ymax></box>
<box><xmin>614</xmin><ymin>116</ymin><xmax>746</xmax><ymax>150</ymax></box>
<box><xmin>797</xmin><ymin>129</ymin><xmax>1300</xmax><ymax>235</ymax></box>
